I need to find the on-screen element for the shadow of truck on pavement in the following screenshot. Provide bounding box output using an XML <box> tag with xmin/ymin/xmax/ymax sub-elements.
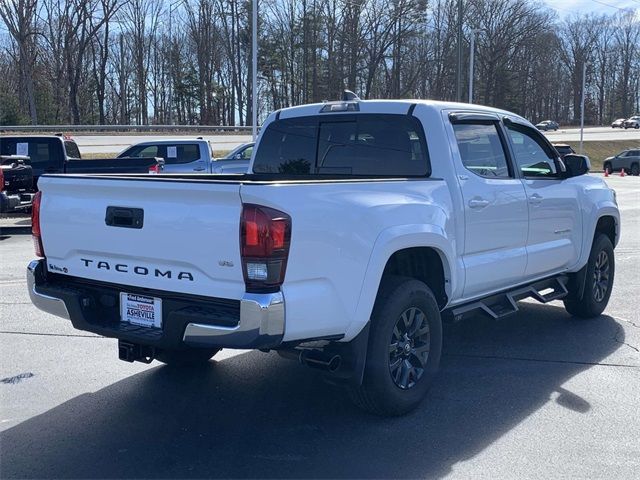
<box><xmin>0</xmin><ymin>302</ymin><xmax>624</xmax><ymax>478</ymax></box>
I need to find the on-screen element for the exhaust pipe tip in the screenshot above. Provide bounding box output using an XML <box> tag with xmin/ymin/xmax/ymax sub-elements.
<box><xmin>277</xmin><ymin>348</ymin><xmax>342</xmax><ymax>372</ymax></box>
<box><xmin>300</xmin><ymin>350</ymin><xmax>342</xmax><ymax>372</ymax></box>
<box><xmin>326</xmin><ymin>355</ymin><xmax>342</xmax><ymax>372</ymax></box>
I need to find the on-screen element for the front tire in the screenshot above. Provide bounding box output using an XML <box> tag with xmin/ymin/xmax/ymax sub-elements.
<box><xmin>155</xmin><ymin>348</ymin><xmax>220</xmax><ymax>366</ymax></box>
<box><xmin>603</xmin><ymin>162</ymin><xmax>612</xmax><ymax>173</ymax></box>
<box><xmin>349</xmin><ymin>277</ymin><xmax>442</xmax><ymax>416</ymax></box>
<box><xmin>564</xmin><ymin>234</ymin><xmax>614</xmax><ymax>318</ymax></box>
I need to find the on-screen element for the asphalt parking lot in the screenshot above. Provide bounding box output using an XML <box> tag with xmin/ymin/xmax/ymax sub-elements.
<box><xmin>0</xmin><ymin>175</ymin><xmax>638</xmax><ymax>479</ymax></box>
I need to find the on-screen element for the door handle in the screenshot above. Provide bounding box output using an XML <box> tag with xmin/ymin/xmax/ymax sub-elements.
<box><xmin>529</xmin><ymin>193</ymin><xmax>543</xmax><ymax>205</ymax></box>
<box><xmin>193</xmin><ymin>167</ymin><xmax>206</xmax><ymax>171</ymax></box>
<box><xmin>468</xmin><ymin>198</ymin><xmax>490</xmax><ymax>209</ymax></box>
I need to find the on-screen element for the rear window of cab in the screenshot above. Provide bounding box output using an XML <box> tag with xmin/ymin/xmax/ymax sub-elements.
<box><xmin>253</xmin><ymin>114</ymin><xmax>430</xmax><ymax>177</ymax></box>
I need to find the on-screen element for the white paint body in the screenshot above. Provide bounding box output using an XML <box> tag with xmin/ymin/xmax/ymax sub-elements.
<box><xmin>37</xmin><ymin>100</ymin><xmax>620</xmax><ymax>344</ymax></box>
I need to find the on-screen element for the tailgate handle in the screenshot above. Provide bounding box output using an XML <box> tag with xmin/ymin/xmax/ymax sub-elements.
<box><xmin>105</xmin><ymin>206</ymin><xmax>144</xmax><ymax>229</ymax></box>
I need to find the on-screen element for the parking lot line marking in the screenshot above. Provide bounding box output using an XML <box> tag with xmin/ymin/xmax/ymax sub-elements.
<box><xmin>445</xmin><ymin>352</ymin><xmax>639</xmax><ymax>369</ymax></box>
<box><xmin>0</xmin><ymin>330</ymin><xmax>104</xmax><ymax>339</ymax></box>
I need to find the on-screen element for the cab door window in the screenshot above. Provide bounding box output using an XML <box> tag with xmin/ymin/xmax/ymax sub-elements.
<box><xmin>506</xmin><ymin>125</ymin><xmax>560</xmax><ymax>178</ymax></box>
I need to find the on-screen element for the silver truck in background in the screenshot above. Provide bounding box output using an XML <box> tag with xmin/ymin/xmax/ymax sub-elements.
<box><xmin>117</xmin><ymin>139</ymin><xmax>252</xmax><ymax>174</ymax></box>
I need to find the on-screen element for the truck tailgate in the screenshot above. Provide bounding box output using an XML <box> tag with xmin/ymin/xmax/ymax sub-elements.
<box><xmin>38</xmin><ymin>175</ymin><xmax>245</xmax><ymax>300</ymax></box>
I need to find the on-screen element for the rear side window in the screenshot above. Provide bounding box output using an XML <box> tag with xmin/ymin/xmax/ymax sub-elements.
<box><xmin>0</xmin><ymin>138</ymin><xmax>63</xmax><ymax>167</ymax></box>
<box><xmin>170</xmin><ymin>144</ymin><xmax>200</xmax><ymax>164</ymax></box>
<box><xmin>253</xmin><ymin>114</ymin><xmax>429</xmax><ymax>176</ymax></box>
<box><xmin>64</xmin><ymin>141</ymin><xmax>81</xmax><ymax>159</ymax></box>
<box><xmin>452</xmin><ymin>123</ymin><xmax>511</xmax><ymax>178</ymax></box>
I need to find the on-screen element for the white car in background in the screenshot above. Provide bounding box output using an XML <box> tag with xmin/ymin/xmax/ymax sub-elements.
<box><xmin>623</xmin><ymin>116</ymin><xmax>640</xmax><ymax>129</ymax></box>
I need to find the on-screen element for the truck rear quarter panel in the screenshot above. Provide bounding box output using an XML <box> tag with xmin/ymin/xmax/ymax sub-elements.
<box><xmin>240</xmin><ymin>179</ymin><xmax>455</xmax><ymax>342</ymax></box>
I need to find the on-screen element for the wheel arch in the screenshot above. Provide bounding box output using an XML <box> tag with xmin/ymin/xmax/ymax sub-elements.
<box><xmin>343</xmin><ymin>225</ymin><xmax>457</xmax><ymax>342</ymax></box>
<box><xmin>595</xmin><ymin>214</ymin><xmax>618</xmax><ymax>248</ymax></box>
<box><xmin>379</xmin><ymin>247</ymin><xmax>449</xmax><ymax>309</ymax></box>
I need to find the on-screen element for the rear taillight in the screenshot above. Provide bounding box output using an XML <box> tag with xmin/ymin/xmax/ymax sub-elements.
<box><xmin>0</xmin><ymin>168</ymin><xmax>4</xmax><ymax>192</ymax></box>
<box><xmin>32</xmin><ymin>191</ymin><xmax>45</xmax><ymax>257</ymax></box>
<box><xmin>148</xmin><ymin>164</ymin><xmax>160</xmax><ymax>174</ymax></box>
<box><xmin>240</xmin><ymin>204</ymin><xmax>291</xmax><ymax>291</ymax></box>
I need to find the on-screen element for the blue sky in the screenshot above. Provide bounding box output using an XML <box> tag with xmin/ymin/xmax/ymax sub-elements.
<box><xmin>543</xmin><ymin>0</ymin><xmax>640</xmax><ymax>17</ymax></box>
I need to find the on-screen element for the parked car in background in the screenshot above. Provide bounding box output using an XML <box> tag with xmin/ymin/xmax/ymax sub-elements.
<box><xmin>212</xmin><ymin>142</ymin><xmax>254</xmax><ymax>173</ymax></box>
<box><xmin>0</xmin><ymin>135</ymin><xmax>163</xmax><ymax>185</ymax></box>
<box><xmin>552</xmin><ymin>143</ymin><xmax>575</xmax><ymax>159</ymax></box>
<box><xmin>623</xmin><ymin>116</ymin><xmax>640</xmax><ymax>129</ymax></box>
<box><xmin>603</xmin><ymin>149</ymin><xmax>640</xmax><ymax>175</ymax></box>
<box><xmin>535</xmin><ymin>120</ymin><xmax>559</xmax><ymax>131</ymax></box>
<box><xmin>611</xmin><ymin>118</ymin><xmax>626</xmax><ymax>128</ymax></box>
<box><xmin>0</xmin><ymin>155</ymin><xmax>33</xmax><ymax>213</ymax></box>
<box><xmin>117</xmin><ymin>139</ymin><xmax>251</xmax><ymax>174</ymax></box>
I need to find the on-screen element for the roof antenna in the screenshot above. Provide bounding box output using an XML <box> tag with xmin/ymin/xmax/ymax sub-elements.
<box><xmin>341</xmin><ymin>90</ymin><xmax>360</xmax><ymax>101</ymax></box>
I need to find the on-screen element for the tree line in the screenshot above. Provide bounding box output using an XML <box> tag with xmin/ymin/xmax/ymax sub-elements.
<box><xmin>0</xmin><ymin>0</ymin><xmax>638</xmax><ymax>127</ymax></box>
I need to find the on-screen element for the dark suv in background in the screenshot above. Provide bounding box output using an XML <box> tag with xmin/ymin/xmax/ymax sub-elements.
<box><xmin>603</xmin><ymin>149</ymin><xmax>640</xmax><ymax>176</ymax></box>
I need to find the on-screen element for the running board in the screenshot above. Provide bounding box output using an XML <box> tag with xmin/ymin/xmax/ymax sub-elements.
<box><xmin>449</xmin><ymin>275</ymin><xmax>569</xmax><ymax>322</ymax></box>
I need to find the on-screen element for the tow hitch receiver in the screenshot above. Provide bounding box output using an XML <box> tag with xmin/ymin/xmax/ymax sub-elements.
<box><xmin>118</xmin><ymin>340</ymin><xmax>154</xmax><ymax>364</ymax></box>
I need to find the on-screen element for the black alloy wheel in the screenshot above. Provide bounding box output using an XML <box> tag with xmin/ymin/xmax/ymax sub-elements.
<box><xmin>388</xmin><ymin>307</ymin><xmax>431</xmax><ymax>390</ymax></box>
<box><xmin>564</xmin><ymin>234</ymin><xmax>615</xmax><ymax>318</ymax></box>
<box><xmin>592</xmin><ymin>250</ymin><xmax>611</xmax><ymax>303</ymax></box>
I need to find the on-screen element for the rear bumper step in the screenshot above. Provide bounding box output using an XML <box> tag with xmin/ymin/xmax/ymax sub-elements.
<box><xmin>27</xmin><ymin>259</ymin><xmax>285</xmax><ymax>350</ymax></box>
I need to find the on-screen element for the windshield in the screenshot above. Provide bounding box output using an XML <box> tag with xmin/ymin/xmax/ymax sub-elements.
<box><xmin>221</xmin><ymin>143</ymin><xmax>253</xmax><ymax>160</ymax></box>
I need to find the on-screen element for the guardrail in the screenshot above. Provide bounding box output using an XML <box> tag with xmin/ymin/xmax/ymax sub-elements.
<box><xmin>0</xmin><ymin>125</ymin><xmax>256</xmax><ymax>133</ymax></box>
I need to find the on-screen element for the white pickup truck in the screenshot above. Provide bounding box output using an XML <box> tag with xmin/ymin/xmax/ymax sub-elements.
<box><xmin>27</xmin><ymin>96</ymin><xmax>620</xmax><ymax>415</ymax></box>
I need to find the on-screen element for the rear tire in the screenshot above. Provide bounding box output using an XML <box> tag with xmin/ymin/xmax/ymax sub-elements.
<box><xmin>155</xmin><ymin>348</ymin><xmax>220</xmax><ymax>366</ymax></box>
<box><xmin>349</xmin><ymin>276</ymin><xmax>442</xmax><ymax>416</ymax></box>
<box><xmin>631</xmin><ymin>163</ymin><xmax>639</xmax><ymax>176</ymax></box>
<box><xmin>564</xmin><ymin>234</ymin><xmax>614</xmax><ymax>318</ymax></box>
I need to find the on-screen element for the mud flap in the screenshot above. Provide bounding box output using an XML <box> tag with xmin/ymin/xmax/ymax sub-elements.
<box><xmin>323</xmin><ymin>323</ymin><xmax>370</xmax><ymax>386</ymax></box>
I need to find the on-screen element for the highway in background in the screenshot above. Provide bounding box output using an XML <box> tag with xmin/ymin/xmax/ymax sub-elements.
<box><xmin>72</xmin><ymin>134</ymin><xmax>253</xmax><ymax>155</ymax></box>
<box><xmin>543</xmin><ymin>126</ymin><xmax>640</xmax><ymax>142</ymax></box>
<box><xmin>67</xmin><ymin>127</ymin><xmax>639</xmax><ymax>156</ymax></box>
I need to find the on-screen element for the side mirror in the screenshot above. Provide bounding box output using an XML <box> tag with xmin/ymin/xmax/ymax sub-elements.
<box><xmin>563</xmin><ymin>154</ymin><xmax>590</xmax><ymax>177</ymax></box>
<box><xmin>234</xmin><ymin>153</ymin><xmax>242</xmax><ymax>160</ymax></box>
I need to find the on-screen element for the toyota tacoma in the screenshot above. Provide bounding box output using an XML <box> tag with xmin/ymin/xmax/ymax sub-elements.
<box><xmin>27</xmin><ymin>95</ymin><xmax>620</xmax><ymax>415</ymax></box>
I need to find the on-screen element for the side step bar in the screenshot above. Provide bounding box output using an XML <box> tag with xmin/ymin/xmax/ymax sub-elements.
<box><xmin>449</xmin><ymin>275</ymin><xmax>569</xmax><ymax>322</ymax></box>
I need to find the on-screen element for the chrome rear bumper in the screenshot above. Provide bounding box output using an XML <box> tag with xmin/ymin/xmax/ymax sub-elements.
<box><xmin>183</xmin><ymin>292</ymin><xmax>284</xmax><ymax>347</ymax></box>
<box><xmin>27</xmin><ymin>260</ymin><xmax>71</xmax><ymax>320</ymax></box>
<box><xmin>26</xmin><ymin>259</ymin><xmax>285</xmax><ymax>349</ymax></box>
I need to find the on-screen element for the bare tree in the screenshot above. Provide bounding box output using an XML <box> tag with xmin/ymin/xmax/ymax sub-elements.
<box><xmin>0</xmin><ymin>0</ymin><xmax>39</xmax><ymax>123</ymax></box>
